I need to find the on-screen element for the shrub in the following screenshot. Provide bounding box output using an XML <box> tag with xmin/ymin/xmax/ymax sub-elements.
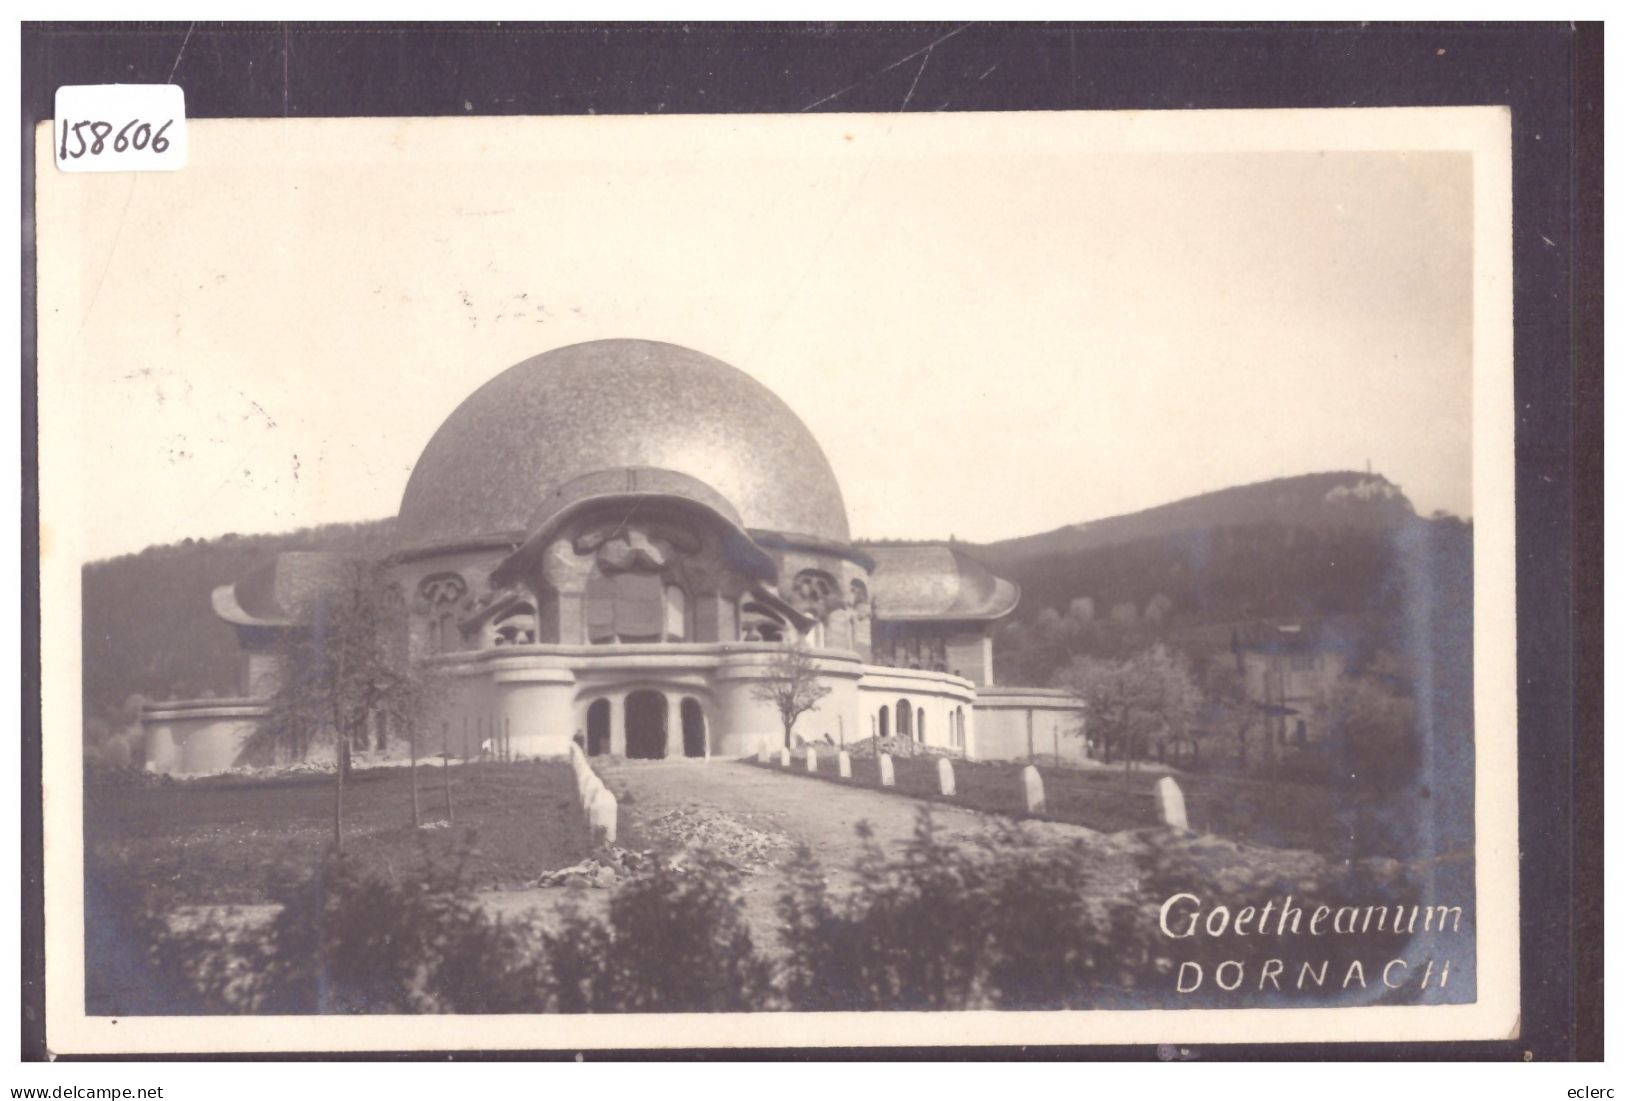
<box><xmin>776</xmin><ymin>812</ymin><xmax>1158</xmax><ymax>1011</ymax></box>
<box><xmin>778</xmin><ymin>816</ymin><xmax>989</xmax><ymax>1010</ymax></box>
<box><xmin>975</xmin><ymin>830</ymin><xmax>1153</xmax><ymax>1009</ymax></box>
<box><xmin>542</xmin><ymin>851</ymin><xmax>776</xmax><ymax>1012</ymax></box>
<box><xmin>246</xmin><ymin>837</ymin><xmax>545</xmax><ymax>1014</ymax></box>
<box><xmin>91</xmin><ymin>808</ymin><xmax>1447</xmax><ymax>1015</ymax></box>
<box><xmin>89</xmin><ymin>834</ymin><xmax>551</xmax><ymax>1015</ymax></box>
<box><xmin>85</xmin><ymin>856</ymin><xmax>242</xmax><ymax>1016</ymax></box>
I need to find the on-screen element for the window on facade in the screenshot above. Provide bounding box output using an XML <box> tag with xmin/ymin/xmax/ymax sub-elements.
<box><xmin>896</xmin><ymin>699</ymin><xmax>913</xmax><ymax>738</ymax></box>
<box><xmin>586</xmin><ymin>571</ymin><xmax>665</xmax><ymax>644</ymax></box>
<box><xmin>418</xmin><ymin>572</ymin><xmax>469</xmax><ymax>656</ymax></box>
<box><xmin>494</xmin><ymin>603</ymin><xmax>537</xmax><ymax>646</ymax></box>
<box><xmin>586</xmin><ymin>699</ymin><xmax>612</xmax><ymax>756</ymax></box>
<box><xmin>1290</xmin><ymin>653</ymin><xmax>1317</xmax><ymax>672</ymax></box>
<box><xmin>740</xmin><ymin>600</ymin><xmax>787</xmax><ymax>643</ymax></box>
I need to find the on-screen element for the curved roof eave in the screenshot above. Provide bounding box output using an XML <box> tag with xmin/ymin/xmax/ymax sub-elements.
<box><xmin>211</xmin><ymin>584</ymin><xmax>291</xmax><ymax>629</ymax></box>
<box><xmin>863</xmin><ymin>543</ymin><xmax>1022</xmax><ymax>621</ymax></box>
<box><xmin>879</xmin><ymin>577</ymin><xmax>1022</xmax><ymax>622</ymax></box>
<box><xmin>490</xmin><ymin>490</ymin><xmax>780</xmax><ymax>592</ymax></box>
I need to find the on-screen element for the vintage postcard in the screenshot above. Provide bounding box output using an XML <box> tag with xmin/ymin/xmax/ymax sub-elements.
<box><xmin>36</xmin><ymin>105</ymin><xmax>1516</xmax><ymax>1053</ymax></box>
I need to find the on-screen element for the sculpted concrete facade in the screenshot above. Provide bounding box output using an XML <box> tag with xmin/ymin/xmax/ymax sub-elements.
<box><xmin>143</xmin><ymin>339</ymin><xmax>1081</xmax><ymax>774</ymax></box>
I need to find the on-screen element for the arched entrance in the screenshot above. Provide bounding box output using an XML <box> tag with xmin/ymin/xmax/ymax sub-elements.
<box><xmin>586</xmin><ymin>699</ymin><xmax>611</xmax><ymax>757</ymax></box>
<box><xmin>681</xmin><ymin>698</ymin><xmax>706</xmax><ymax>758</ymax></box>
<box><xmin>625</xmin><ymin>690</ymin><xmax>667</xmax><ymax>759</ymax></box>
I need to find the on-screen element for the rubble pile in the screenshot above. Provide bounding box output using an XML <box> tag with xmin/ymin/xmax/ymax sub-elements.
<box><xmin>531</xmin><ymin>802</ymin><xmax>794</xmax><ymax>890</ymax></box>
<box><xmin>642</xmin><ymin>805</ymin><xmax>793</xmax><ymax>870</ymax></box>
<box><xmin>531</xmin><ymin>845</ymin><xmax>665</xmax><ymax>890</ymax></box>
<box><xmin>222</xmin><ymin>760</ymin><xmax>337</xmax><ymax>779</ymax></box>
<box><xmin>83</xmin><ymin>765</ymin><xmax>174</xmax><ymax>788</ymax></box>
<box><xmin>844</xmin><ymin>736</ymin><xmax>952</xmax><ymax>761</ymax></box>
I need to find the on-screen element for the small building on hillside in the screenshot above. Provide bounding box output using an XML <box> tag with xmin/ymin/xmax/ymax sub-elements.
<box><xmin>1232</xmin><ymin>622</ymin><xmax>1349</xmax><ymax>748</ymax></box>
<box><xmin>141</xmin><ymin>339</ymin><xmax>1087</xmax><ymax>774</ymax></box>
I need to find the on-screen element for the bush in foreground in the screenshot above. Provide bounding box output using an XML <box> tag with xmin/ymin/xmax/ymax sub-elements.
<box><xmin>778</xmin><ymin>815</ymin><xmax>1153</xmax><ymax>1011</ymax></box>
<box><xmin>543</xmin><ymin>851</ymin><xmax>776</xmax><ymax>1012</ymax></box>
<box><xmin>87</xmin><ymin>811</ymin><xmax>1443</xmax><ymax>1015</ymax></box>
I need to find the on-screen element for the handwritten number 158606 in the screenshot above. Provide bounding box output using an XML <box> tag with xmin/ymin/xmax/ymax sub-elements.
<box><xmin>58</xmin><ymin>118</ymin><xmax>174</xmax><ymax>160</ymax></box>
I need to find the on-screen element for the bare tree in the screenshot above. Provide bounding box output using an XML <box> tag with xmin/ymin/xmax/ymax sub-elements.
<box><xmin>248</xmin><ymin>560</ymin><xmax>438</xmax><ymax>849</ymax></box>
<box><xmin>400</xmin><ymin>676</ymin><xmax>449</xmax><ymax>829</ymax></box>
<box><xmin>751</xmin><ymin>642</ymin><xmax>832</xmax><ymax>749</ymax></box>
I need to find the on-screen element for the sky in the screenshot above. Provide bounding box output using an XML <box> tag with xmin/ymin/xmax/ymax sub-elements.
<box><xmin>39</xmin><ymin>111</ymin><xmax>1479</xmax><ymax>563</ymax></box>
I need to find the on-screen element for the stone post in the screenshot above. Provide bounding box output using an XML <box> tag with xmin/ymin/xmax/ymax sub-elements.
<box><xmin>779</xmin><ymin>746</ymin><xmax>791</xmax><ymax>768</ymax></box>
<box><xmin>580</xmin><ymin>772</ymin><xmax>603</xmax><ymax>811</ymax></box>
<box><xmin>573</xmin><ymin>751</ymin><xmax>593</xmax><ymax>804</ymax></box>
<box><xmin>837</xmin><ymin>751</ymin><xmax>852</xmax><ymax>779</ymax></box>
<box><xmin>806</xmin><ymin>747</ymin><xmax>818</xmax><ymax>773</ymax></box>
<box><xmin>1155</xmin><ymin>776</ymin><xmax>1189</xmax><ymax>831</ymax></box>
<box><xmin>587</xmin><ymin>786</ymin><xmax>618</xmax><ymax>845</ymax></box>
<box><xmin>1020</xmin><ymin>765</ymin><xmax>1045</xmax><ymax>814</ymax></box>
<box><xmin>756</xmin><ymin>738</ymin><xmax>769</xmax><ymax>763</ymax></box>
<box><xmin>878</xmin><ymin>752</ymin><xmax>895</xmax><ymax>788</ymax></box>
<box><xmin>937</xmin><ymin>756</ymin><xmax>956</xmax><ymax>797</ymax></box>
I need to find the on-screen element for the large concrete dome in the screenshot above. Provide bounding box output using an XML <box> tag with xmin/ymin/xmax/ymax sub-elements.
<box><xmin>397</xmin><ymin>340</ymin><xmax>851</xmax><ymax>554</ymax></box>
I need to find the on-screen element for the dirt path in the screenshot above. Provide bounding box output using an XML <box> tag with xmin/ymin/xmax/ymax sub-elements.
<box><xmin>481</xmin><ymin>757</ymin><xmax>1140</xmax><ymax>944</ymax></box>
<box><xmin>610</xmin><ymin>756</ymin><xmax>1095</xmax><ymax>867</ymax></box>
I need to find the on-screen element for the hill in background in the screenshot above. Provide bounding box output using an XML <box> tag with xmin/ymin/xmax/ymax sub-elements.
<box><xmin>81</xmin><ymin>470</ymin><xmax>1468</xmax><ymax>721</ymax></box>
<box><xmin>976</xmin><ymin>470</ymin><xmax>1418</xmax><ymax>564</ymax></box>
<box><xmin>888</xmin><ymin>471</ymin><xmax>1467</xmax><ymax>688</ymax></box>
<box><xmin>82</xmin><ymin>517</ymin><xmax>397</xmax><ymax>721</ymax></box>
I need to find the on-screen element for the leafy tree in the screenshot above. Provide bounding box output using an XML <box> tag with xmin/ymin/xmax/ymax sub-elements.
<box><xmin>1057</xmin><ymin>645</ymin><xmax>1200</xmax><ymax>770</ymax></box>
<box><xmin>1201</xmin><ymin>659</ymin><xmax>1265</xmax><ymax>768</ymax></box>
<box><xmin>1317</xmin><ymin>675</ymin><xmax>1418</xmax><ymax>789</ymax></box>
<box><xmin>248</xmin><ymin>559</ymin><xmax>438</xmax><ymax>848</ymax></box>
<box><xmin>751</xmin><ymin>641</ymin><xmax>832</xmax><ymax>749</ymax></box>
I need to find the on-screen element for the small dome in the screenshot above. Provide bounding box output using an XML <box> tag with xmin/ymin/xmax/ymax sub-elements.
<box><xmin>397</xmin><ymin>340</ymin><xmax>851</xmax><ymax>554</ymax></box>
<box><xmin>863</xmin><ymin>544</ymin><xmax>1021</xmax><ymax>621</ymax></box>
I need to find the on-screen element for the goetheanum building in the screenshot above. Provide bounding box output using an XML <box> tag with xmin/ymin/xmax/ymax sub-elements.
<box><xmin>143</xmin><ymin>339</ymin><xmax>1085</xmax><ymax>774</ymax></box>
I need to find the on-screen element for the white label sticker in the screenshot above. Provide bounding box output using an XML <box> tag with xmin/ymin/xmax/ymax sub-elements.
<box><xmin>54</xmin><ymin>84</ymin><xmax>187</xmax><ymax>173</ymax></box>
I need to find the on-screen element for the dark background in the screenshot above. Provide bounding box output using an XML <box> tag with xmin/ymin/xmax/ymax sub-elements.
<box><xmin>21</xmin><ymin>21</ymin><xmax>1602</xmax><ymax>1061</ymax></box>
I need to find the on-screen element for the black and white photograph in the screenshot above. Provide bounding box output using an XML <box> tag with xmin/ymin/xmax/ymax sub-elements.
<box><xmin>24</xmin><ymin>23</ymin><xmax>1588</xmax><ymax>1067</ymax></box>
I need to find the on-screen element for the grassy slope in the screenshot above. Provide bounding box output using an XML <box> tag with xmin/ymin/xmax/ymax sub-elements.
<box><xmin>750</xmin><ymin>753</ymin><xmax>1425</xmax><ymax>860</ymax></box>
<box><xmin>85</xmin><ymin>760</ymin><xmax>595</xmax><ymax>904</ymax></box>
